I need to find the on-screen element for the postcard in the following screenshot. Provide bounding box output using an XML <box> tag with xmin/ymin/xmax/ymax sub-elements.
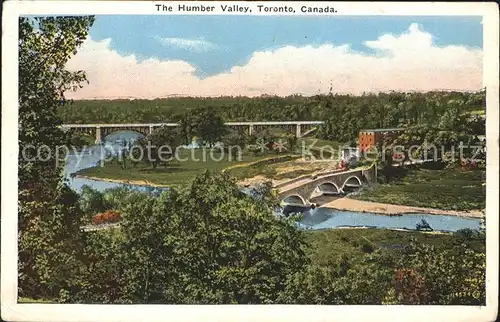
<box><xmin>1</xmin><ymin>1</ymin><xmax>499</xmax><ymax>322</ymax></box>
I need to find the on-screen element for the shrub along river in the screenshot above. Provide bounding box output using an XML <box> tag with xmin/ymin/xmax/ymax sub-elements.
<box><xmin>65</xmin><ymin>131</ymin><xmax>481</xmax><ymax>232</ymax></box>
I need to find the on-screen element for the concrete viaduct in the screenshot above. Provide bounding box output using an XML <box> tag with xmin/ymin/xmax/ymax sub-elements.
<box><xmin>276</xmin><ymin>164</ymin><xmax>377</xmax><ymax>207</ymax></box>
<box><xmin>60</xmin><ymin>121</ymin><xmax>324</xmax><ymax>143</ymax></box>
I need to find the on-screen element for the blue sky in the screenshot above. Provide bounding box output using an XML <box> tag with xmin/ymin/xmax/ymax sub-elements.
<box><xmin>88</xmin><ymin>15</ymin><xmax>482</xmax><ymax>78</ymax></box>
<box><xmin>65</xmin><ymin>15</ymin><xmax>484</xmax><ymax>99</ymax></box>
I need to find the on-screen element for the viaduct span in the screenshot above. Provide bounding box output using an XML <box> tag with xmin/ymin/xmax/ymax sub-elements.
<box><xmin>61</xmin><ymin>121</ymin><xmax>325</xmax><ymax>143</ymax></box>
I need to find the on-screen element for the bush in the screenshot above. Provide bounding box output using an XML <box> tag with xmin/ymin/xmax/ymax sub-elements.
<box><xmin>394</xmin><ymin>268</ymin><xmax>429</xmax><ymax>304</ymax></box>
<box><xmin>360</xmin><ymin>242</ymin><xmax>374</xmax><ymax>253</ymax></box>
<box><xmin>454</xmin><ymin>228</ymin><xmax>479</xmax><ymax>240</ymax></box>
<box><xmin>415</xmin><ymin>219</ymin><xmax>433</xmax><ymax>231</ymax></box>
<box><xmin>92</xmin><ymin>210</ymin><xmax>121</xmax><ymax>225</ymax></box>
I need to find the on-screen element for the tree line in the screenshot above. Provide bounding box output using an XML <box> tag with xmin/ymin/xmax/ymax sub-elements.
<box><xmin>59</xmin><ymin>90</ymin><xmax>485</xmax><ymax>144</ymax></box>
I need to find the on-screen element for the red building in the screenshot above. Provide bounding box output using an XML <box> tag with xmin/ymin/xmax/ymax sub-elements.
<box><xmin>358</xmin><ymin>128</ymin><xmax>404</xmax><ymax>151</ymax></box>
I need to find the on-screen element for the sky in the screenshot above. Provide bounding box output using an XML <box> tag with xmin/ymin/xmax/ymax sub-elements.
<box><xmin>64</xmin><ymin>15</ymin><xmax>483</xmax><ymax>99</ymax></box>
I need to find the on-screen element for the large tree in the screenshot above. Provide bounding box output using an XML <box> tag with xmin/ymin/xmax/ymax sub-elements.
<box><xmin>18</xmin><ymin>16</ymin><xmax>95</xmax><ymax>299</ymax></box>
<box><xmin>130</xmin><ymin>125</ymin><xmax>182</xmax><ymax>168</ymax></box>
<box><xmin>193</xmin><ymin>107</ymin><xmax>228</xmax><ymax>147</ymax></box>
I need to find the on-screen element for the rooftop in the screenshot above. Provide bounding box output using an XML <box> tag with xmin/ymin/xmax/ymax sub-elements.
<box><xmin>359</xmin><ymin>128</ymin><xmax>405</xmax><ymax>133</ymax></box>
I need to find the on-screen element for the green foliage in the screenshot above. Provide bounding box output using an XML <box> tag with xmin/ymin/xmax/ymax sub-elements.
<box><xmin>317</xmin><ymin>91</ymin><xmax>484</xmax><ymax>143</ymax></box>
<box><xmin>18</xmin><ymin>16</ymin><xmax>95</xmax><ymax>299</ymax></box>
<box><xmin>415</xmin><ymin>219</ymin><xmax>433</xmax><ymax>231</ymax></box>
<box><xmin>77</xmin><ymin>149</ymin><xmax>275</xmax><ymax>187</ymax></box>
<box><xmin>196</xmin><ymin>107</ymin><xmax>228</xmax><ymax>147</ymax></box>
<box><xmin>221</xmin><ymin>129</ymin><xmax>247</xmax><ymax>158</ymax></box>
<box><xmin>131</xmin><ymin>125</ymin><xmax>182</xmax><ymax>168</ymax></box>
<box><xmin>398</xmin><ymin>242</ymin><xmax>486</xmax><ymax>304</ymax></box>
<box><xmin>75</xmin><ymin>171</ymin><xmax>309</xmax><ymax>304</ymax></box>
<box><xmin>79</xmin><ymin>185</ymin><xmax>110</xmax><ymax>222</ymax></box>
<box><xmin>175</xmin><ymin>106</ymin><xmax>228</xmax><ymax>147</ymax></box>
<box><xmin>281</xmin><ymin>229</ymin><xmax>485</xmax><ymax>305</ymax></box>
<box><xmin>65</xmin><ymin>130</ymin><xmax>95</xmax><ymax>149</ymax></box>
<box><xmin>388</xmin><ymin>123</ymin><xmax>483</xmax><ymax>166</ymax></box>
<box><xmin>58</xmin><ymin>92</ymin><xmax>485</xmax><ymax>142</ymax></box>
<box><xmin>353</xmin><ymin>167</ymin><xmax>486</xmax><ymax>211</ymax></box>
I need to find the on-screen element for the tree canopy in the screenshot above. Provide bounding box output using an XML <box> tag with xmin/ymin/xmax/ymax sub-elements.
<box><xmin>18</xmin><ymin>16</ymin><xmax>95</xmax><ymax>299</ymax></box>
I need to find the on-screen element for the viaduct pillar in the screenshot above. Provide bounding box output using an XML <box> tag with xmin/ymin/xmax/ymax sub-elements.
<box><xmin>296</xmin><ymin>123</ymin><xmax>302</xmax><ymax>138</ymax></box>
<box><xmin>95</xmin><ymin>126</ymin><xmax>102</xmax><ymax>144</ymax></box>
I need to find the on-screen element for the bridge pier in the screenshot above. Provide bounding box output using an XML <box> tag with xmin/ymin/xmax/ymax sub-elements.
<box><xmin>95</xmin><ymin>126</ymin><xmax>102</xmax><ymax>144</ymax></box>
<box><xmin>296</xmin><ymin>123</ymin><xmax>302</xmax><ymax>138</ymax></box>
<box><xmin>61</xmin><ymin>121</ymin><xmax>326</xmax><ymax>141</ymax></box>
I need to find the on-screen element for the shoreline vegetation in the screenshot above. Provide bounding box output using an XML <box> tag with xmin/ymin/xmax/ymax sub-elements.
<box><xmin>74</xmin><ymin>173</ymin><xmax>483</xmax><ymax>218</ymax></box>
<box><xmin>74</xmin><ymin>174</ymin><xmax>171</xmax><ymax>188</ymax></box>
<box><xmin>72</xmin><ymin>136</ymin><xmax>485</xmax><ymax>220</ymax></box>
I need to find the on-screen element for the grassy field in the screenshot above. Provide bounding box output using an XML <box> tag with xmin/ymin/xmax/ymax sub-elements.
<box><xmin>470</xmin><ymin>110</ymin><xmax>485</xmax><ymax>116</ymax></box>
<box><xmin>351</xmin><ymin>167</ymin><xmax>486</xmax><ymax>211</ymax></box>
<box><xmin>76</xmin><ymin>149</ymin><xmax>295</xmax><ymax>187</ymax></box>
<box><xmin>305</xmin><ymin>228</ymin><xmax>485</xmax><ymax>266</ymax></box>
<box><xmin>298</xmin><ymin>138</ymin><xmax>341</xmax><ymax>160</ymax></box>
<box><xmin>225</xmin><ymin>138</ymin><xmax>342</xmax><ymax>181</ymax></box>
<box><xmin>18</xmin><ymin>297</ymin><xmax>55</xmax><ymax>303</ymax></box>
<box><xmin>76</xmin><ymin>138</ymin><xmax>345</xmax><ymax>186</ymax></box>
<box><xmin>228</xmin><ymin>159</ymin><xmax>338</xmax><ymax>181</ymax></box>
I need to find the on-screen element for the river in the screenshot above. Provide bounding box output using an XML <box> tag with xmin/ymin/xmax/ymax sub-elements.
<box><xmin>65</xmin><ymin>131</ymin><xmax>481</xmax><ymax>232</ymax></box>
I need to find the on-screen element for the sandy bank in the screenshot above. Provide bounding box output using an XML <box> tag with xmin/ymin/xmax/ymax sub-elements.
<box><xmin>317</xmin><ymin>226</ymin><xmax>450</xmax><ymax>235</ymax></box>
<box><xmin>76</xmin><ymin>174</ymin><xmax>282</xmax><ymax>189</ymax></box>
<box><xmin>321</xmin><ymin>197</ymin><xmax>483</xmax><ymax>218</ymax></box>
<box><xmin>74</xmin><ymin>174</ymin><xmax>170</xmax><ymax>188</ymax></box>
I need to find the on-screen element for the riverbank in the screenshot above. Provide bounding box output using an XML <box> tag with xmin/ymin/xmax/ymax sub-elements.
<box><xmin>75</xmin><ymin>173</ymin><xmax>287</xmax><ymax>189</ymax></box>
<box><xmin>352</xmin><ymin>167</ymin><xmax>485</xmax><ymax>212</ymax></box>
<box><xmin>321</xmin><ymin>197</ymin><xmax>483</xmax><ymax>218</ymax></box>
<box><xmin>73</xmin><ymin>174</ymin><xmax>171</xmax><ymax>188</ymax></box>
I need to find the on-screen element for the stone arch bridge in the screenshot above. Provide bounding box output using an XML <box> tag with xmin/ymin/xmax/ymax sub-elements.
<box><xmin>277</xmin><ymin>164</ymin><xmax>377</xmax><ymax>207</ymax></box>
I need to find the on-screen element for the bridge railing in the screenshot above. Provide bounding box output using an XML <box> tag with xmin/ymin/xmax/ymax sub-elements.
<box><xmin>274</xmin><ymin>168</ymin><xmax>346</xmax><ymax>190</ymax></box>
<box><xmin>275</xmin><ymin>162</ymin><xmax>377</xmax><ymax>191</ymax></box>
<box><xmin>60</xmin><ymin>121</ymin><xmax>325</xmax><ymax>128</ymax></box>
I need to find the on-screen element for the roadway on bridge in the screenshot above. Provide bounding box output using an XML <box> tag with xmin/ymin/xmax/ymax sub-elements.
<box><xmin>277</xmin><ymin>170</ymin><xmax>343</xmax><ymax>194</ymax></box>
<box><xmin>277</xmin><ymin>177</ymin><xmax>314</xmax><ymax>193</ymax></box>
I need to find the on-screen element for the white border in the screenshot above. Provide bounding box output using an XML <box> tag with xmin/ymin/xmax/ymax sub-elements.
<box><xmin>1</xmin><ymin>2</ymin><xmax>499</xmax><ymax>322</ymax></box>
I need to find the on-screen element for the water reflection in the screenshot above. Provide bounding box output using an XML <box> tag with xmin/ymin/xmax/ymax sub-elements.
<box><xmin>297</xmin><ymin>207</ymin><xmax>480</xmax><ymax>232</ymax></box>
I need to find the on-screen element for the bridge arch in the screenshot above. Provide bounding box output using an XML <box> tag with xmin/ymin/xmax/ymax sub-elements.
<box><xmin>341</xmin><ymin>175</ymin><xmax>363</xmax><ymax>190</ymax></box>
<box><xmin>281</xmin><ymin>194</ymin><xmax>307</xmax><ymax>206</ymax></box>
<box><xmin>101</xmin><ymin>129</ymin><xmax>149</xmax><ymax>141</ymax></box>
<box><xmin>316</xmin><ymin>182</ymin><xmax>341</xmax><ymax>195</ymax></box>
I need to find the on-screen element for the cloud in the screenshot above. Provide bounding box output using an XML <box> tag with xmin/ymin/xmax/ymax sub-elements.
<box><xmin>65</xmin><ymin>24</ymin><xmax>483</xmax><ymax>99</ymax></box>
<box><xmin>155</xmin><ymin>36</ymin><xmax>217</xmax><ymax>52</ymax></box>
